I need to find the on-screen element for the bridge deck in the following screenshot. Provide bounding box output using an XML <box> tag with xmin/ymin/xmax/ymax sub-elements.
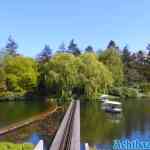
<box><xmin>49</xmin><ymin>100</ymin><xmax>80</xmax><ymax>150</ymax></box>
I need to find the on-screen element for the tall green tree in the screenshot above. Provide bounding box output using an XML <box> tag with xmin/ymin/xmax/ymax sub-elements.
<box><xmin>99</xmin><ymin>48</ymin><xmax>124</xmax><ymax>86</ymax></box>
<box><xmin>44</xmin><ymin>53</ymin><xmax>78</xmax><ymax>100</ymax></box>
<box><xmin>4</xmin><ymin>56</ymin><xmax>38</xmax><ymax>93</ymax></box>
<box><xmin>76</xmin><ymin>53</ymin><xmax>113</xmax><ymax>100</ymax></box>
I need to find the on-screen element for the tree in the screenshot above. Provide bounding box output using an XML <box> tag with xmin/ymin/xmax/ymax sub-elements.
<box><xmin>85</xmin><ymin>45</ymin><xmax>94</xmax><ymax>53</ymax></box>
<box><xmin>44</xmin><ymin>53</ymin><xmax>78</xmax><ymax>100</ymax></box>
<box><xmin>42</xmin><ymin>53</ymin><xmax>113</xmax><ymax>100</ymax></box>
<box><xmin>122</xmin><ymin>45</ymin><xmax>131</xmax><ymax>64</ymax></box>
<box><xmin>37</xmin><ymin>45</ymin><xmax>52</xmax><ymax>62</ymax></box>
<box><xmin>107</xmin><ymin>40</ymin><xmax>116</xmax><ymax>49</ymax></box>
<box><xmin>5</xmin><ymin>36</ymin><xmax>18</xmax><ymax>56</ymax></box>
<box><xmin>76</xmin><ymin>53</ymin><xmax>113</xmax><ymax>100</ymax></box>
<box><xmin>4</xmin><ymin>56</ymin><xmax>38</xmax><ymax>93</ymax></box>
<box><xmin>99</xmin><ymin>48</ymin><xmax>124</xmax><ymax>86</ymax></box>
<box><xmin>0</xmin><ymin>67</ymin><xmax>6</xmax><ymax>93</ymax></box>
<box><xmin>68</xmin><ymin>39</ymin><xmax>81</xmax><ymax>56</ymax></box>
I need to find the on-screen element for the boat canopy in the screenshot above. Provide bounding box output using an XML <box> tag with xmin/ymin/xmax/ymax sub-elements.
<box><xmin>104</xmin><ymin>100</ymin><xmax>122</xmax><ymax>105</ymax></box>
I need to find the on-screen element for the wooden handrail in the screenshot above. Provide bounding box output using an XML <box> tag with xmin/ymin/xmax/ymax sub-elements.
<box><xmin>49</xmin><ymin>100</ymin><xmax>80</xmax><ymax>150</ymax></box>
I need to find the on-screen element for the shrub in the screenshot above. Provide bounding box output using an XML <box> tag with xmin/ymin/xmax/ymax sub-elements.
<box><xmin>140</xmin><ymin>83</ymin><xmax>150</xmax><ymax>94</ymax></box>
<box><xmin>109</xmin><ymin>87</ymin><xmax>138</xmax><ymax>98</ymax></box>
<box><xmin>122</xmin><ymin>87</ymin><xmax>138</xmax><ymax>98</ymax></box>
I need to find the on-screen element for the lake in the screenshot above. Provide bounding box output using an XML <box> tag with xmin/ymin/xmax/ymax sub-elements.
<box><xmin>81</xmin><ymin>99</ymin><xmax>150</xmax><ymax>148</ymax></box>
<box><xmin>0</xmin><ymin>100</ymin><xmax>52</xmax><ymax>128</ymax></box>
<box><xmin>0</xmin><ymin>100</ymin><xmax>67</xmax><ymax>148</ymax></box>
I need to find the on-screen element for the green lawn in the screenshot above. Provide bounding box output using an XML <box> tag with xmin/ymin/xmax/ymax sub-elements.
<box><xmin>0</xmin><ymin>142</ymin><xmax>34</xmax><ymax>150</ymax></box>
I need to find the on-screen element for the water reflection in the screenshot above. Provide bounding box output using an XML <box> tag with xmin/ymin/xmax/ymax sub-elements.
<box><xmin>0</xmin><ymin>100</ymin><xmax>51</xmax><ymax>128</ymax></box>
<box><xmin>81</xmin><ymin>99</ymin><xmax>150</xmax><ymax>145</ymax></box>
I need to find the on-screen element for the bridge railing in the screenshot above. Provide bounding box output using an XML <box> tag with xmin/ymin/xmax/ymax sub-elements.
<box><xmin>49</xmin><ymin>100</ymin><xmax>80</xmax><ymax>150</ymax></box>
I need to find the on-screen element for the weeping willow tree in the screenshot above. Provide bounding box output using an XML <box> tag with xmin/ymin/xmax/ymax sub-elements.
<box><xmin>44</xmin><ymin>53</ymin><xmax>113</xmax><ymax>100</ymax></box>
<box><xmin>76</xmin><ymin>53</ymin><xmax>113</xmax><ymax>100</ymax></box>
<box><xmin>45</xmin><ymin>53</ymin><xmax>78</xmax><ymax>100</ymax></box>
<box><xmin>99</xmin><ymin>48</ymin><xmax>124</xmax><ymax>86</ymax></box>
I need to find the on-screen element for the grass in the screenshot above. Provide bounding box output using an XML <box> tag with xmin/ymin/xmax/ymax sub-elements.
<box><xmin>0</xmin><ymin>142</ymin><xmax>34</xmax><ymax>150</ymax></box>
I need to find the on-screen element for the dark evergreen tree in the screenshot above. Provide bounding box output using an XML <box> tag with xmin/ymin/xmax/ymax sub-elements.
<box><xmin>122</xmin><ymin>45</ymin><xmax>131</xmax><ymax>63</ymax></box>
<box><xmin>85</xmin><ymin>45</ymin><xmax>94</xmax><ymax>53</ymax></box>
<box><xmin>37</xmin><ymin>45</ymin><xmax>52</xmax><ymax>62</ymax></box>
<box><xmin>107</xmin><ymin>40</ymin><xmax>116</xmax><ymax>49</ymax></box>
<box><xmin>68</xmin><ymin>39</ymin><xmax>81</xmax><ymax>56</ymax></box>
<box><xmin>5</xmin><ymin>36</ymin><xmax>18</xmax><ymax>56</ymax></box>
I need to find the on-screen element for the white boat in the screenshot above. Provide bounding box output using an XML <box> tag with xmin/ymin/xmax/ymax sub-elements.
<box><xmin>101</xmin><ymin>100</ymin><xmax>122</xmax><ymax>113</ymax></box>
<box><xmin>100</xmin><ymin>94</ymin><xmax>109</xmax><ymax>102</ymax></box>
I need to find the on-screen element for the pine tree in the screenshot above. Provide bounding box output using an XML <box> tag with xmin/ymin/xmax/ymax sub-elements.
<box><xmin>37</xmin><ymin>45</ymin><xmax>52</xmax><ymax>62</ymax></box>
<box><xmin>5</xmin><ymin>35</ymin><xmax>18</xmax><ymax>56</ymax></box>
<box><xmin>122</xmin><ymin>45</ymin><xmax>131</xmax><ymax>63</ymax></box>
<box><xmin>68</xmin><ymin>39</ymin><xmax>81</xmax><ymax>56</ymax></box>
<box><xmin>107</xmin><ymin>40</ymin><xmax>116</xmax><ymax>49</ymax></box>
<box><xmin>85</xmin><ymin>45</ymin><xmax>94</xmax><ymax>53</ymax></box>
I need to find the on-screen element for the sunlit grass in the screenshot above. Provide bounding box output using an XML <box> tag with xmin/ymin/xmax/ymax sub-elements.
<box><xmin>0</xmin><ymin>142</ymin><xmax>34</xmax><ymax>150</ymax></box>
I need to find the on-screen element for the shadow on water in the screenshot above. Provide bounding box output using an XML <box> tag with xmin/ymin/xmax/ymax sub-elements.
<box><xmin>80</xmin><ymin>98</ymin><xmax>150</xmax><ymax>146</ymax></box>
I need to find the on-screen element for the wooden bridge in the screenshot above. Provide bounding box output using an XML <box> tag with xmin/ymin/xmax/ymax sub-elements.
<box><xmin>49</xmin><ymin>100</ymin><xmax>80</xmax><ymax>150</ymax></box>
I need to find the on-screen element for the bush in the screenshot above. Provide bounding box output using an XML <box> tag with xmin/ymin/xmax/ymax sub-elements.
<box><xmin>0</xmin><ymin>92</ymin><xmax>25</xmax><ymax>101</ymax></box>
<box><xmin>0</xmin><ymin>142</ymin><xmax>34</xmax><ymax>150</ymax></box>
<box><xmin>109</xmin><ymin>87</ymin><xmax>123</xmax><ymax>97</ymax></box>
<box><xmin>122</xmin><ymin>87</ymin><xmax>138</xmax><ymax>98</ymax></box>
<box><xmin>109</xmin><ymin>87</ymin><xmax>138</xmax><ymax>98</ymax></box>
<box><xmin>140</xmin><ymin>83</ymin><xmax>150</xmax><ymax>94</ymax></box>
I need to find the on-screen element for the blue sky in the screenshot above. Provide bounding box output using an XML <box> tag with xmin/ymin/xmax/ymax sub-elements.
<box><xmin>0</xmin><ymin>0</ymin><xmax>150</xmax><ymax>57</ymax></box>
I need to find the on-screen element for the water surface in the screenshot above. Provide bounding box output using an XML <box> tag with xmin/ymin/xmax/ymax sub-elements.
<box><xmin>0</xmin><ymin>100</ymin><xmax>52</xmax><ymax>128</ymax></box>
<box><xmin>81</xmin><ymin>99</ymin><xmax>150</xmax><ymax>146</ymax></box>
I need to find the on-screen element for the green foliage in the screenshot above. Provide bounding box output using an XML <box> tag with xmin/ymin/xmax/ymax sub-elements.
<box><xmin>77</xmin><ymin>53</ymin><xmax>113</xmax><ymax>100</ymax></box>
<box><xmin>139</xmin><ymin>83</ymin><xmax>150</xmax><ymax>94</ymax></box>
<box><xmin>43</xmin><ymin>53</ymin><xmax>113</xmax><ymax>100</ymax></box>
<box><xmin>109</xmin><ymin>87</ymin><xmax>138</xmax><ymax>98</ymax></box>
<box><xmin>44</xmin><ymin>53</ymin><xmax>78</xmax><ymax>100</ymax></box>
<box><xmin>0</xmin><ymin>142</ymin><xmax>34</xmax><ymax>150</ymax></box>
<box><xmin>4</xmin><ymin>56</ymin><xmax>38</xmax><ymax>93</ymax></box>
<box><xmin>122</xmin><ymin>87</ymin><xmax>138</xmax><ymax>98</ymax></box>
<box><xmin>0</xmin><ymin>67</ymin><xmax>6</xmax><ymax>93</ymax></box>
<box><xmin>99</xmin><ymin>48</ymin><xmax>124</xmax><ymax>86</ymax></box>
